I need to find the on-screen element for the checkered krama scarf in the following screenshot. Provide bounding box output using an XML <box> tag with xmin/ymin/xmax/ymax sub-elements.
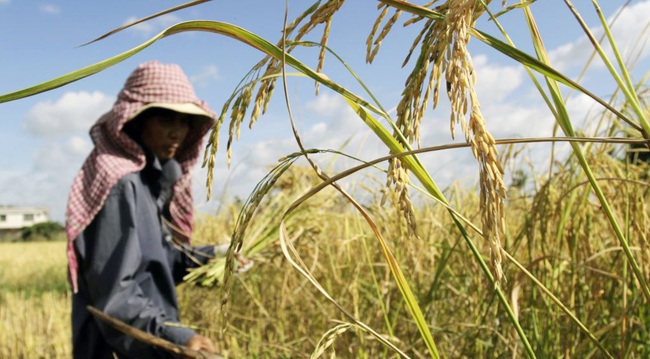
<box><xmin>66</xmin><ymin>61</ymin><xmax>216</xmax><ymax>293</ymax></box>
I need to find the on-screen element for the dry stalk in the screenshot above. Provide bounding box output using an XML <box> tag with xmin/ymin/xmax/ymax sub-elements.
<box><xmin>310</xmin><ymin>322</ymin><xmax>353</xmax><ymax>359</ymax></box>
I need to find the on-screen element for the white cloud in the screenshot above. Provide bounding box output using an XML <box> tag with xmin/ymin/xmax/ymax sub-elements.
<box><xmin>309</xmin><ymin>122</ymin><xmax>328</xmax><ymax>136</ymax></box>
<box><xmin>0</xmin><ymin>0</ymin><xmax>10</xmax><ymax>4</ymax></box>
<box><xmin>33</xmin><ymin>139</ymin><xmax>90</xmax><ymax>174</ymax></box>
<box><xmin>191</xmin><ymin>89</ymin><xmax>393</xmax><ymax>215</ymax></box>
<box><xmin>192</xmin><ymin>145</ymin><xmax>283</xmax><ymax>216</ymax></box>
<box><xmin>0</xmin><ymin>141</ymin><xmax>83</xmax><ymax>223</ymax></box>
<box><xmin>606</xmin><ymin>1</ymin><xmax>650</xmax><ymax>59</ymax></box>
<box><xmin>124</xmin><ymin>16</ymin><xmax>154</xmax><ymax>34</ymax></box>
<box><xmin>304</xmin><ymin>91</ymin><xmax>345</xmax><ymax>116</ymax></box>
<box><xmin>34</xmin><ymin>142</ymin><xmax>69</xmax><ymax>170</ymax></box>
<box><xmin>1</xmin><ymin>136</ymin><xmax>95</xmax><ymax>222</ymax></box>
<box><xmin>474</xmin><ymin>54</ymin><xmax>524</xmax><ymax>103</ymax></box>
<box><xmin>549</xmin><ymin>38</ymin><xmax>593</xmax><ymax>72</ymax></box>
<box><xmin>191</xmin><ymin>65</ymin><xmax>220</xmax><ymax>88</ymax></box>
<box><xmin>483</xmin><ymin>102</ymin><xmax>556</xmax><ymax>139</ymax></box>
<box><xmin>124</xmin><ymin>14</ymin><xmax>182</xmax><ymax>36</ymax></box>
<box><xmin>4</xmin><ymin>92</ymin><xmax>112</xmax><ymax>222</ymax></box>
<box><xmin>65</xmin><ymin>136</ymin><xmax>93</xmax><ymax>156</ymax></box>
<box><xmin>564</xmin><ymin>92</ymin><xmax>612</xmax><ymax>135</ymax></box>
<box><xmin>23</xmin><ymin>91</ymin><xmax>113</xmax><ymax>137</ymax></box>
<box><xmin>549</xmin><ymin>1</ymin><xmax>650</xmax><ymax>71</ymax></box>
<box><xmin>302</xmin><ymin>92</ymin><xmax>384</xmax><ymax>156</ymax></box>
<box><xmin>39</xmin><ymin>4</ymin><xmax>60</xmax><ymax>15</ymax></box>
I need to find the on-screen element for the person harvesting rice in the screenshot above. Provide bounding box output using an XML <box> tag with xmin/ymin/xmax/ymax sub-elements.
<box><xmin>65</xmin><ymin>61</ymin><xmax>221</xmax><ymax>358</ymax></box>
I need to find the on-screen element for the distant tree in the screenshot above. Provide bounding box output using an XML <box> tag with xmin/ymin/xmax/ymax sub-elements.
<box><xmin>21</xmin><ymin>221</ymin><xmax>64</xmax><ymax>241</ymax></box>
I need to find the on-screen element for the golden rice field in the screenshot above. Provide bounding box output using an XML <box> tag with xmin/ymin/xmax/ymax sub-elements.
<box><xmin>1</xmin><ymin>157</ymin><xmax>649</xmax><ymax>358</ymax></box>
<box><xmin>0</xmin><ymin>241</ymin><xmax>71</xmax><ymax>358</ymax></box>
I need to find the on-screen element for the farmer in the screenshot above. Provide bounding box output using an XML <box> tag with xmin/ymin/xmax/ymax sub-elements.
<box><xmin>66</xmin><ymin>61</ymin><xmax>220</xmax><ymax>358</ymax></box>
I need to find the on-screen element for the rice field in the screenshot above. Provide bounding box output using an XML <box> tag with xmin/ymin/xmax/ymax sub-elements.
<box><xmin>1</xmin><ymin>156</ymin><xmax>649</xmax><ymax>358</ymax></box>
<box><xmin>0</xmin><ymin>241</ymin><xmax>71</xmax><ymax>358</ymax></box>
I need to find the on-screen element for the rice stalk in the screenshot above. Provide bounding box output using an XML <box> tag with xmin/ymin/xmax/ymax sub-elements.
<box><xmin>278</xmin><ymin>186</ymin><xmax>417</xmax><ymax>359</ymax></box>
<box><xmin>275</xmin><ymin>13</ymin><xmax>435</xmax><ymax>352</ymax></box>
<box><xmin>310</xmin><ymin>322</ymin><xmax>353</xmax><ymax>359</ymax></box>
<box><xmin>380</xmin><ymin>0</ymin><xmax>640</xmax><ymax>131</ymax></box>
<box><xmin>366</xmin><ymin>3</ymin><xmax>402</xmax><ymax>63</ymax></box>
<box><xmin>377</xmin><ymin>0</ymin><xmax>508</xmax><ymax>285</ymax></box>
<box><xmin>522</xmin><ymin>4</ymin><xmax>650</xmax><ymax>303</ymax></box>
<box><xmin>268</xmin><ymin>140</ymin><xmax>636</xmax><ymax>357</ymax></box>
<box><xmin>565</xmin><ymin>0</ymin><xmax>650</xmax><ymax>138</ymax></box>
<box><xmin>218</xmin><ymin>156</ymin><xmax>297</xmax><ymax>313</ymax></box>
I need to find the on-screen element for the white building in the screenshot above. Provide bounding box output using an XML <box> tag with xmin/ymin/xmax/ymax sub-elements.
<box><xmin>0</xmin><ymin>206</ymin><xmax>50</xmax><ymax>230</ymax></box>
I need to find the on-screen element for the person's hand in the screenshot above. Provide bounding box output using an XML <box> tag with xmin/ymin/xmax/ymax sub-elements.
<box><xmin>235</xmin><ymin>252</ymin><xmax>254</xmax><ymax>273</ymax></box>
<box><xmin>185</xmin><ymin>334</ymin><xmax>216</xmax><ymax>353</ymax></box>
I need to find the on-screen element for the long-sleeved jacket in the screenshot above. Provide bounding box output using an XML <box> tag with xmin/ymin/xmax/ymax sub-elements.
<box><xmin>71</xmin><ymin>156</ymin><xmax>213</xmax><ymax>359</ymax></box>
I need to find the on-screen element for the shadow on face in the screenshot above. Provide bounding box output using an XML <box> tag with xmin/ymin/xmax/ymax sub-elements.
<box><xmin>123</xmin><ymin>107</ymin><xmax>194</xmax><ymax>160</ymax></box>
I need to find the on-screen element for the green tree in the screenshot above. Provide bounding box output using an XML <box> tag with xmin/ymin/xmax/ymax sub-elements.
<box><xmin>21</xmin><ymin>221</ymin><xmax>64</xmax><ymax>242</ymax></box>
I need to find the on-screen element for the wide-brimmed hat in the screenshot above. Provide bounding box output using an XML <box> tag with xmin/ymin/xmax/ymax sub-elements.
<box><xmin>128</xmin><ymin>102</ymin><xmax>214</xmax><ymax>122</ymax></box>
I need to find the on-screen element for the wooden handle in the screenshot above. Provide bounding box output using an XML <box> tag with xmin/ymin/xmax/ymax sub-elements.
<box><xmin>87</xmin><ymin>305</ymin><xmax>224</xmax><ymax>359</ymax></box>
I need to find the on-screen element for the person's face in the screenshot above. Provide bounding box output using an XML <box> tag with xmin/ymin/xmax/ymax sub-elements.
<box><xmin>140</xmin><ymin>111</ymin><xmax>191</xmax><ymax>160</ymax></box>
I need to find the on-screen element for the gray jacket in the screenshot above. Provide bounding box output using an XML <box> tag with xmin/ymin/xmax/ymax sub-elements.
<box><xmin>71</xmin><ymin>156</ymin><xmax>214</xmax><ymax>359</ymax></box>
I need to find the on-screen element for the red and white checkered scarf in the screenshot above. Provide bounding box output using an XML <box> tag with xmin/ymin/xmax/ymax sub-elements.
<box><xmin>66</xmin><ymin>61</ymin><xmax>216</xmax><ymax>293</ymax></box>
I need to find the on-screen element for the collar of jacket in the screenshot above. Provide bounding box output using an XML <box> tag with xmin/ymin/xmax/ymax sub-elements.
<box><xmin>140</xmin><ymin>151</ymin><xmax>183</xmax><ymax>212</ymax></box>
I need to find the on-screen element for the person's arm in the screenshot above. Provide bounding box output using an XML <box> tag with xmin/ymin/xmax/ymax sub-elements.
<box><xmin>169</xmin><ymin>243</ymin><xmax>215</xmax><ymax>283</ymax></box>
<box><xmin>80</xmin><ymin>179</ymin><xmax>195</xmax><ymax>357</ymax></box>
<box><xmin>170</xmin><ymin>239</ymin><xmax>253</xmax><ymax>283</ymax></box>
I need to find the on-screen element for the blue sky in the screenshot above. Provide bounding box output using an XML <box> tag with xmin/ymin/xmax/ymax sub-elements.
<box><xmin>1</xmin><ymin>1</ymin><xmax>649</xmax><ymax>222</ymax></box>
